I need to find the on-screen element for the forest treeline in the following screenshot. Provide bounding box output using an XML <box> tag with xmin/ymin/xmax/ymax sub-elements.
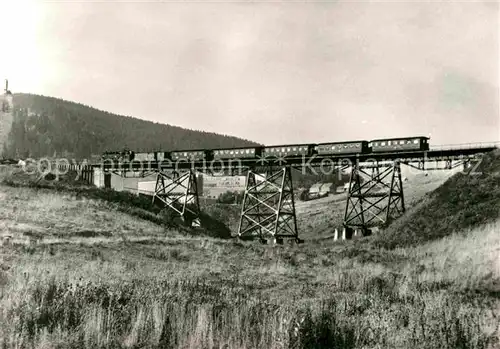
<box><xmin>2</xmin><ymin>93</ymin><xmax>259</xmax><ymax>159</ymax></box>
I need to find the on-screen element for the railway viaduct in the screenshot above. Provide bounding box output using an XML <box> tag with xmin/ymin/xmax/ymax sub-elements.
<box><xmin>52</xmin><ymin>143</ymin><xmax>498</xmax><ymax>244</ymax></box>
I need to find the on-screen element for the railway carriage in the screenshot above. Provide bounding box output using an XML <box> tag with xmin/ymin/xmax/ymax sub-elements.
<box><xmin>213</xmin><ymin>146</ymin><xmax>263</xmax><ymax>160</ymax></box>
<box><xmin>369</xmin><ymin>137</ymin><xmax>429</xmax><ymax>153</ymax></box>
<box><xmin>133</xmin><ymin>152</ymin><xmax>156</xmax><ymax>162</ymax></box>
<box><xmin>155</xmin><ymin>152</ymin><xmax>169</xmax><ymax>162</ymax></box>
<box><xmin>102</xmin><ymin>150</ymin><xmax>134</xmax><ymax>162</ymax></box>
<box><xmin>262</xmin><ymin>144</ymin><xmax>314</xmax><ymax>158</ymax></box>
<box><xmin>170</xmin><ymin>149</ymin><xmax>211</xmax><ymax>161</ymax></box>
<box><xmin>315</xmin><ymin>141</ymin><xmax>369</xmax><ymax>155</ymax></box>
<box><xmin>101</xmin><ymin>151</ymin><xmax>121</xmax><ymax>161</ymax></box>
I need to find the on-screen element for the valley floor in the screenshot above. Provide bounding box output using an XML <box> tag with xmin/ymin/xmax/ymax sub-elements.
<box><xmin>296</xmin><ymin>169</ymin><xmax>460</xmax><ymax>240</ymax></box>
<box><xmin>0</xmin><ymin>172</ymin><xmax>499</xmax><ymax>349</ymax></box>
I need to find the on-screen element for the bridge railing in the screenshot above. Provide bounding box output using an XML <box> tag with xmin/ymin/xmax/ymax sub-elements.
<box><xmin>430</xmin><ymin>142</ymin><xmax>500</xmax><ymax>151</ymax></box>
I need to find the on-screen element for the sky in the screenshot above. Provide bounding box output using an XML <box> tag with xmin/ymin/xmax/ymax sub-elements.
<box><xmin>0</xmin><ymin>0</ymin><xmax>498</xmax><ymax>146</ymax></box>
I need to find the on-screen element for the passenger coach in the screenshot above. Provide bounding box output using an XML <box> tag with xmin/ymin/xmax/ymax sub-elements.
<box><xmin>213</xmin><ymin>146</ymin><xmax>263</xmax><ymax>160</ymax></box>
<box><xmin>262</xmin><ymin>144</ymin><xmax>315</xmax><ymax>158</ymax></box>
<box><xmin>315</xmin><ymin>141</ymin><xmax>369</xmax><ymax>155</ymax></box>
<box><xmin>170</xmin><ymin>149</ymin><xmax>211</xmax><ymax>161</ymax></box>
<box><xmin>369</xmin><ymin>137</ymin><xmax>429</xmax><ymax>153</ymax></box>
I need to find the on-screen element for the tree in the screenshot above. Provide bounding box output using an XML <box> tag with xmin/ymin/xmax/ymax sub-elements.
<box><xmin>217</xmin><ymin>190</ymin><xmax>245</xmax><ymax>205</ymax></box>
<box><xmin>299</xmin><ymin>189</ymin><xmax>309</xmax><ymax>201</ymax></box>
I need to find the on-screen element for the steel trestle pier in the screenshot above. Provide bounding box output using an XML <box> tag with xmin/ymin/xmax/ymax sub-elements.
<box><xmin>152</xmin><ymin>169</ymin><xmax>201</xmax><ymax>227</ymax></box>
<box><xmin>343</xmin><ymin>161</ymin><xmax>405</xmax><ymax>234</ymax></box>
<box><xmin>237</xmin><ymin>166</ymin><xmax>302</xmax><ymax>244</ymax></box>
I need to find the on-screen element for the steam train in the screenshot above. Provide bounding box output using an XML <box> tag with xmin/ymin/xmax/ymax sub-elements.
<box><xmin>102</xmin><ymin>136</ymin><xmax>430</xmax><ymax>162</ymax></box>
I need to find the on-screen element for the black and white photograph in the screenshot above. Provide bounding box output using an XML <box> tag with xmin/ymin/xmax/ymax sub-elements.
<box><xmin>0</xmin><ymin>1</ymin><xmax>499</xmax><ymax>348</ymax></box>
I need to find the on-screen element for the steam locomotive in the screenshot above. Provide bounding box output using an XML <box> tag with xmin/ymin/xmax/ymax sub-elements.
<box><xmin>102</xmin><ymin>136</ymin><xmax>430</xmax><ymax>162</ymax></box>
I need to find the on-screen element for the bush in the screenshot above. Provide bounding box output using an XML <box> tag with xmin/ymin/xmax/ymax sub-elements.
<box><xmin>217</xmin><ymin>190</ymin><xmax>244</xmax><ymax>205</ymax></box>
<box><xmin>299</xmin><ymin>189</ymin><xmax>309</xmax><ymax>201</ymax></box>
<box><xmin>198</xmin><ymin>212</ymin><xmax>232</xmax><ymax>239</ymax></box>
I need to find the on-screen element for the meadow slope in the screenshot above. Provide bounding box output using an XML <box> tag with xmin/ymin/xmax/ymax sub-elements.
<box><xmin>377</xmin><ymin>149</ymin><xmax>500</xmax><ymax>248</ymax></box>
<box><xmin>0</xmin><ymin>162</ymin><xmax>499</xmax><ymax>349</ymax></box>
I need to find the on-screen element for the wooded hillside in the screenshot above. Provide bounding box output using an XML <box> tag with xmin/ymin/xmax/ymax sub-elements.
<box><xmin>2</xmin><ymin>93</ymin><xmax>259</xmax><ymax>159</ymax></box>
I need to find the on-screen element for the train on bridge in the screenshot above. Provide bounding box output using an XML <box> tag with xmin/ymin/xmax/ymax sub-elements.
<box><xmin>94</xmin><ymin>135</ymin><xmax>496</xmax><ymax>241</ymax></box>
<box><xmin>102</xmin><ymin>136</ymin><xmax>430</xmax><ymax>163</ymax></box>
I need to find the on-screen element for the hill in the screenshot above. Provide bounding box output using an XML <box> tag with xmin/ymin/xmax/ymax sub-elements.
<box><xmin>375</xmin><ymin>149</ymin><xmax>500</xmax><ymax>249</ymax></box>
<box><xmin>0</xmin><ymin>93</ymin><xmax>260</xmax><ymax>159</ymax></box>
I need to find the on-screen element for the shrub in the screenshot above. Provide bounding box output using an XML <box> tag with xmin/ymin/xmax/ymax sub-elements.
<box><xmin>217</xmin><ymin>190</ymin><xmax>244</xmax><ymax>205</ymax></box>
<box><xmin>299</xmin><ymin>189</ymin><xmax>309</xmax><ymax>201</ymax></box>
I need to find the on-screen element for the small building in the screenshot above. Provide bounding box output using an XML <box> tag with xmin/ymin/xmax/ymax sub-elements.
<box><xmin>309</xmin><ymin>182</ymin><xmax>336</xmax><ymax>199</ymax></box>
<box><xmin>137</xmin><ymin>174</ymin><xmax>203</xmax><ymax>197</ymax></box>
<box><xmin>137</xmin><ymin>181</ymin><xmax>158</xmax><ymax>196</ymax></box>
<box><xmin>93</xmin><ymin>167</ymin><xmax>105</xmax><ymax>188</ymax></box>
<box><xmin>93</xmin><ymin>169</ymin><xmax>202</xmax><ymax>196</ymax></box>
<box><xmin>308</xmin><ymin>183</ymin><xmax>322</xmax><ymax>198</ymax></box>
<box><xmin>335</xmin><ymin>185</ymin><xmax>345</xmax><ymax>194</ymax></box>
<box><xmin>319</xmin><ymin>183</ymin><xmax>334</xmax><ymax>195</ymax></box>
<box><xmin>201</xmin><ymin>174</ymin><xmax>246</xmax><ymax>199</ymax></box>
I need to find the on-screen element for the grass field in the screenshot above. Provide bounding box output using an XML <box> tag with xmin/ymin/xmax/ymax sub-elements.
<box><xmin>0</xmin><ymin>161</ymin><xmax>499</xmax><ymax>348</ymax></box>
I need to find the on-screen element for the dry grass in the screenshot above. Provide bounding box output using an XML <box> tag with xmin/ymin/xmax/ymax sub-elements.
<box><xmin>0</xmin><ymin>168</ymin><xmax>499</xmax><ymax>348</ymax></box>
<box><xmin>0</xmin><ymin>185</ymin><xmax>170</xmax><ymax>244</ymax></box>
<box><xmin>394</xmin><ymin>222</ymin><xmax>500</xmax><ymax>291</ymax></box>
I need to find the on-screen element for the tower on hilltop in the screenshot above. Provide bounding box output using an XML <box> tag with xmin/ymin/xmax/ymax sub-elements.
<box><xmin>2</xmin><ymin>79</ymin><xmax>13</xmax><ymax>112</ymax></box>
<box><xmin>0</xmin><ymin>79</ymin><xmax>15</xmax><ymax>158</ymax></box>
